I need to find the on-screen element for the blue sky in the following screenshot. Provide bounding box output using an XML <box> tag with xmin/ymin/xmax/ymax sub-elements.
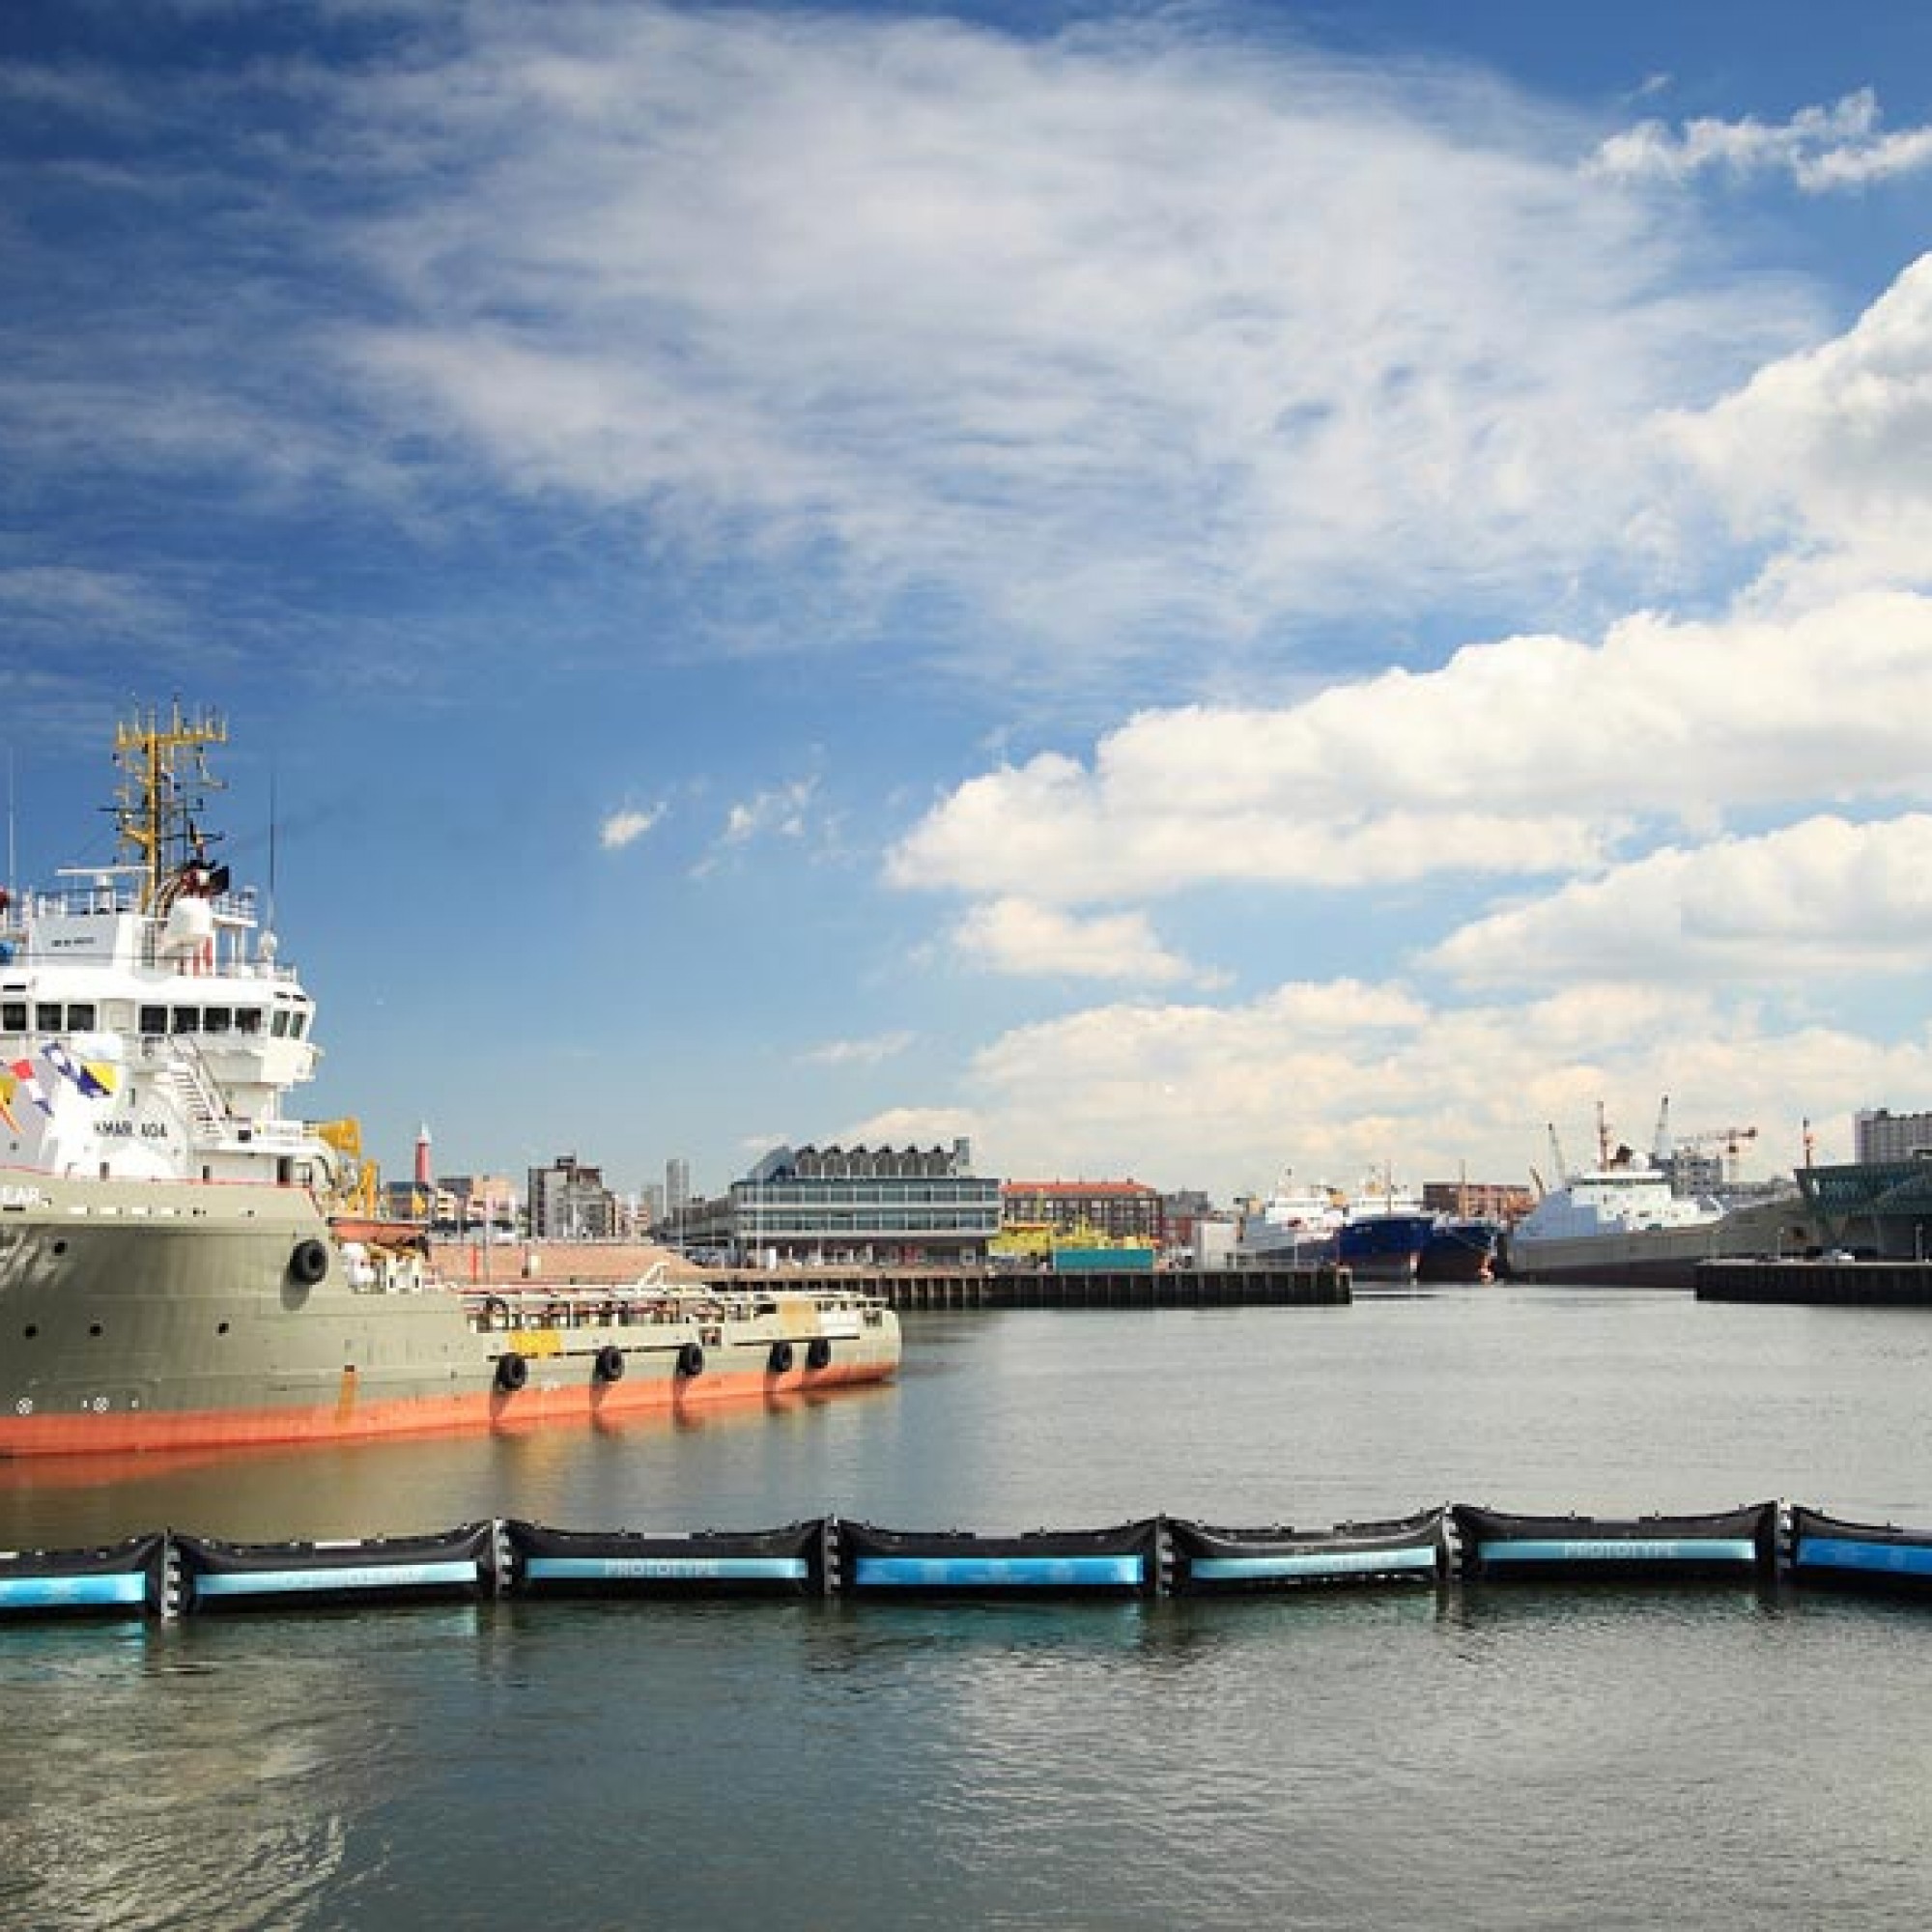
<box><xmin>6</xmin><ymin>0</ymin><xmax>1932</xmax><ymax>1206</ymax></box>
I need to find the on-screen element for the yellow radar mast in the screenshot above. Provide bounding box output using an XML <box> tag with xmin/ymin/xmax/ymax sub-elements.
<box><xmin>112</xmin><ymin>702</ymin><xmax>228</xmax><ymax>910</ymax></box>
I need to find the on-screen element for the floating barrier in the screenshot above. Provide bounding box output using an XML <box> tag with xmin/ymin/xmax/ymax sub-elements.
<box><xmin>1168</xmin><ymin>1509</ymin><xmax>1447</xmax><ymax>1593</ymax></box>
<box><xmin>175</xmin><ymin>1522</ymin><xmax>495</xmax><ymax>1611</ymax></box>
<box><xmin>1452</xmin><ymin>1503</ymin><xmax>1778</xmax><ymax>1582</ymax></box>
<box><xmin>502</xmin><ymin>1519</ymin><xmax>833</xmax><ymax>1598</ymax></box>
<box><xmin>3</xmin><ymin>1503</ymin><xmax>1929</xmax><ymax>1622</ymax></box>
<box><xmin>1787</xmin><ymin>1506</ymin><xmax>1932</xmax><ymax>1594</ymax></box>
<box><xmin>0</xmin><ymin>1532</ymin><xmax>167</xmax><ymax>1617</ymax></box>
<box><xmin>838</xmin><ymin>1520</ymin><xmax>1163</xmax><ymax>1596</ymax></box>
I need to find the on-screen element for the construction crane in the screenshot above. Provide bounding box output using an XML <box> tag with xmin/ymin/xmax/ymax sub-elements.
<box><xmin>1675</xmin><ymin>1124</ymin><xmax>1759</xmax><ymax>1184</ymax></box>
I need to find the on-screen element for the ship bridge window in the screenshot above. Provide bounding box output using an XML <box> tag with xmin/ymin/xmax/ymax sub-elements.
<box><xmin>170</xmin><ymin>1008</ymin><xmax>201</xmax><ymax>1034</ymax></box>
<box><xmin>204</xmin><ymin>1008</ymin><xmax>232</xmax><ymax>1035</ymax></box>
<box><xmin>289</xmin><ymin>1011</ymin><xmax>308</xmax><ymax>1039</ymax></box>
<box><xmin>140</xmin><ymin>1006</ymin><xmax>166</xmax><ymax>1035</ymax></box>
<box><xmin>271</xmin><ymin>1009</ymin><xmax>290</xmax><ymax>1037</ymax></box>
<box><xmin>2</xmin><ymin>1003</ymin><xmax>24</xmax><ymax>1033</ymax></box>
<box><xmin>67</xmin><ymin>1003</ymin><xmax>96</xmax><ymax>1031</ymax></box>
<box><xmin>238</xmin><ymin>1009</ymin><xmax>264</xmax><ymax>1035</ymax></box>
<box><xmin>36</xmin><ymin>1004</ymin><xmax>61</xmax><ymax>1032</ymax></box>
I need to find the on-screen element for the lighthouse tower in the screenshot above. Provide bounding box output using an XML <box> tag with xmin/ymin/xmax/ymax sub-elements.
<box><xmin>414</xmin><ymin>1122</ymin><xmax>433</xmax><ymax>1190</ymax></box>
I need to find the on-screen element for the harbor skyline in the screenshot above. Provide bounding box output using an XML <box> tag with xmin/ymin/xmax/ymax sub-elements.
<box><xmin>5</xmin><ymin>2</ymin><xmax>1932</xmax><ymax>1203</ymax></box>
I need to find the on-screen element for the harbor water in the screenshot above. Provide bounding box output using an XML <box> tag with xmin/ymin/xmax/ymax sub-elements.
<box><xmin>5</xmin><ymin>1283</ymin><xmax>1932</xmax><ymax>1929</ymax></box>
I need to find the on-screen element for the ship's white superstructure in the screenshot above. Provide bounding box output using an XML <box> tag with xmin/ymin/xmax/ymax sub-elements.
<box><xmin>0</xmin><ymin>707</ymin><xmax>342</xmax><ymax>1197</ymax></box>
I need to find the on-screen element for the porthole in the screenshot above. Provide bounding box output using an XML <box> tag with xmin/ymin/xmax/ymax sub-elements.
<box><xmin>22</xmin><ymin>1324</ymin><xmax>36</xmax><ymax>1340</ymax></box>
<box><xmin>88</xmin><ymin>1322</ymin><xmax>102</xmax><ymax>1338</ymax></box>
<box><xmin>51</xmin><ymin>1239</ymin><xmax>67</xmax><ymax>1257</ymax></box>
<box><xmin>216</xmin><ymin>1321</ymin><xmax>230</xmax><ymax>1335</ymax></box>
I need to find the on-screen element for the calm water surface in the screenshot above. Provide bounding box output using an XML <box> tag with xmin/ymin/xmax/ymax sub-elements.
<box><xmin>4</xmin><ymin>1284</ymin><xmax>1932</xmax><ymax>1929</ymax></box>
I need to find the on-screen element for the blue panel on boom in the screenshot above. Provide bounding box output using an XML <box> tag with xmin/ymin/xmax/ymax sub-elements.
<box><xmin>853</xmin><ymin>1554</ymin><xmax>1144</xmax><ymax>1588</ymax></box>
<box><xmin>1799</xmin><ymin>1536</ymin><xmax>1932</xmax><ymax>1577</ymax></box>
<box><xmin>1192</xmin><ymin>1546</ymin><xmax>1438</xmax><ymax>1582</ymax></box>
<box><xmin>193</xmin><ymin>1559</ymin><xmax>481</xmax><ymax>1597</ymax></box>
<box><xmin>524</xmin><ymin>1555</ymin><xmax>809</xmax><ymax>1583</ymax></box>
<box><xmin>1476</xmin><ymin>1538</ymin><xmax>1756</xmax><ymax>1565</ymax></box>
<box><xmin>0</xmin><ymin>1573</ymin><xmax>149</xmax><ymax>1610</ymax></box>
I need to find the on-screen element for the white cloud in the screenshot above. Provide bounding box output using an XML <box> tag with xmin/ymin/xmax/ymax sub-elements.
<box><xmin>722</xmin><ymin>777</ymin><xmax>817</xmax><ymax>846</ymax></box>
<box><xmin>887</xmin><ymin>590</ymin><xmax>1932</xmax><ymax>903</ymax></box>
<box><xmin>1429</xmin><ymin>815</ymin><xmax>1932</xmax><ymax>987</ymax></box>
<box><xmin>799</xmin><ymin>1031</ymin><xmax>914</xmax><ymax>1068</ymax></box>
<box><xmin>945</xmin><ymin>979</ymin><xmax>1932</xmax><ymax>1196</ymax></box>
<box><xmin>951</xmin><ymin>896</ymin><xmax>1216</xmax><ymax>985</ymax></box>
<box><xmin>599</xmin><ymin>803</ymin><xmax>665</xmax><ymax>850</ymax></box>
<box><xmin>1594</xmin><ymin>90</ymin><xmax>1932</xmax><ymax>193</ymax></box>
<box><xmin>1669</xmin><ymin>256</ymin><xmax>1932</xmax><ymax>595</ymax></box>
<box><xmin>326</xmin><ymin>2</ymin><xmax>1816</xmax><ymax>671</ymax></box>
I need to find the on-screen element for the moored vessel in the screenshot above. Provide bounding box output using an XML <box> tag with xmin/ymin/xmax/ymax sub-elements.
<box><xmin>1236</xmin><ymin>1168</ymin><xmax>1344</xmax><ymax>1265</ymax></box>
<box><xmin>1417</xmin><ymin>1217</ymin><xmax>1500</xmax><ymax>1283</ymax></box>
<box><xmin>1337</xmin><ymin>1172</ymin><xmax>1434</xmax><ymax>1284</ymax></box>
<box><xmin>0</xmin><ymin>704</ymin><xmax>898</xmax><ymax>1456</ymax></box>
<box><xmin>1503</xmin><ymin>1114</ymin><xmax>1804</xmax><ymax>1286</ymax></box>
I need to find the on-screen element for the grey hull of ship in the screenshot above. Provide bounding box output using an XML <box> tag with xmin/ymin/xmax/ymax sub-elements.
<box><xmin>0</xmin><ymin>1175</ymin><xmax>898</xmax><ymax>1447</ymax></box>
<box><xmin>1503</xmin><ymin>1199</ymin><xmax>1814</xmax><ymax>1288</ymax></box>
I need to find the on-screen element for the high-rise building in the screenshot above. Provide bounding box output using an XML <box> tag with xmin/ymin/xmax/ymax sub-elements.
<box><xmin>1856</xmin><ymin>1108</ymin><xmax>1932</xmax><ymax>1163</ymax></box>
<box><xmin>526</xmin><ymin>1152</ymin><xmax>616</xmax><ymax>1239</ymax></box>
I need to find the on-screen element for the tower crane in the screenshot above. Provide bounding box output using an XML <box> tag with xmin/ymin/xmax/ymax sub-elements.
<box><xmin>1675</xmin><ymin>1124</ymin><xmax>1759</xmax><ymax>1184</ymax></box>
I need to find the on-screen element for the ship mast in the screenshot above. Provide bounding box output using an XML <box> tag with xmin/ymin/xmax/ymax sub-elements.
<box><xmin>111</xmin><ymin>702</ymin><xmax>227</xmax><ymax>910</ymax></box>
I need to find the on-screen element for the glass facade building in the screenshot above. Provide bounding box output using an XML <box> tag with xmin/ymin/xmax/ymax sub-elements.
<box><xmin>691</xmin><ymin>1141</ymin><xmax>999</xmax><ymax>1265</ymax></box>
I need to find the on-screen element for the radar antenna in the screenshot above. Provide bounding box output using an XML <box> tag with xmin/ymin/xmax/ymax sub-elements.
<box><xmin>111</xmin><ymin>701</ymin><xmax>228</xmax><ymax>910</ymax></box>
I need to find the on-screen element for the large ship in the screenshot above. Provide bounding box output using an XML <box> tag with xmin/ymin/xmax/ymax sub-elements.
<box><xmin>1236</xmin><ymin>1169</ymin><xmax>1344</xmax><ymax>1265</ymax></box>
<box><xmin>0</xmin><ymin>705</ymin><xmax>898</xmax><ymax>1456</ymax></box>
<box><xmin>1336</xmin><ymin>1173</ymin><xmax>1435</xmax><ymax>1284</ymax></box>
<box><xmin>1503</xmin><ymin>1121</ymin><xmax>1806</xmax><ymax>1287</ymax></box>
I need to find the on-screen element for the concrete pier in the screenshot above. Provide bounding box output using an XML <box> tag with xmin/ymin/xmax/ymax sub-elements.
<box><xmin>848</xmin><ymin>1264</ymin><xmax>1350</xmax><ymax>1311</ymax></box>
<box><xmin>1696</xmin><ymin>1258</ymin><xmax>1932</xmax><ymax>1305</ymax></box>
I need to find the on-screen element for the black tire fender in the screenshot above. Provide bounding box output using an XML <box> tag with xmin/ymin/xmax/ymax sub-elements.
<box><xmin>289</xmin><ymin>1238</ymin><xmax>329</xmax><ymax>1286</ymax></box>
<box><xmin>496</xmin><ymin>1350</ymin><xmax>528</xmax><ymax>1393</ymax></box>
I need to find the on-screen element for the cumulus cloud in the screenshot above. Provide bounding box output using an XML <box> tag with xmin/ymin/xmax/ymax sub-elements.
<box><xmin>1668</xmin><ymin>256</ymin><xmax>1932</xmax><ymax>594</ymax></box>
<box><xmin>599</xmin><ymin>803</ymin><xmax>665</xmax><ymax>849</ymax></box>
<box><xmin>1429</xmin><ymin>815</ymin><xmax>1932</xmax><ymax>987</ymax></box>
<box><xmin>887</xmin><ymin>590</ymin><xmax>1932</xmax><ymax>903</ymax></box>
<box><xmin>944</xmin><ymin>979</ymin><xmax>1932</xmax><ymax>1193</ymax></box>
<box><xmin>1594</xmin><ymin>90</ymin><xmax>1932</xmax><ymax>192</ymax></box>
<box><xmin>951</xmin><ymin>896</ymin><xmax>1215</xmax><ymax>985</ymax></box>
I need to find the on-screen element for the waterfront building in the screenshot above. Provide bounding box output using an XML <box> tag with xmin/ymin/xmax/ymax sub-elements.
<box><xmin>682</xmin><ymin>1140</ymin><xmax>999</xmax><ymax>1266</ymax></box>
<box><xmin>1796</xmin><ymin>1157</ymin><xmax>1932</xmax><ymax>1259</ymax></box>
<box><xmin>1003</xmin><ymin>1179</ymin><xmax>1163</xmax><ymax>1244</ymax></box>
<box><xmin>1856</xmin><ymin>1108</ymin><xmax>1932</xmax><ymax>1163</ymax></box>
<box><xmin>438</xmin><ymin>1173</ymin><xmax>520</xmax><ymax>1236</ymax></box>
<box><xmin>526</xmin><ymin>1151</ymin><xmax>617</xmax><ymax>1239</ymax></box>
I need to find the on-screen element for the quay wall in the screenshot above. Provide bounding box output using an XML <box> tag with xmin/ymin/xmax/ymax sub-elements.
<box><xmin>1696</xmin><ymin>1259</ymin><xmax>1932</xmax><ymax>1305</ymax></box>
<box><xmin>839</xmin><ymin>1265</ymin><xmax>1349</xmax><ymax>1311</ymax></box>
<box><xmin>427</xmin><ymin>1244</ymin><xmax>1350</xmax><ymax>1309</ymax></box>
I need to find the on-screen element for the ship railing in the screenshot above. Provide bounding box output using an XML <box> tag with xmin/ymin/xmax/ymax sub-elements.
<box><xmin>455</xmin><ymin>1285</ymin><xmax>886</xmax><ymax>1333</ymax></box>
